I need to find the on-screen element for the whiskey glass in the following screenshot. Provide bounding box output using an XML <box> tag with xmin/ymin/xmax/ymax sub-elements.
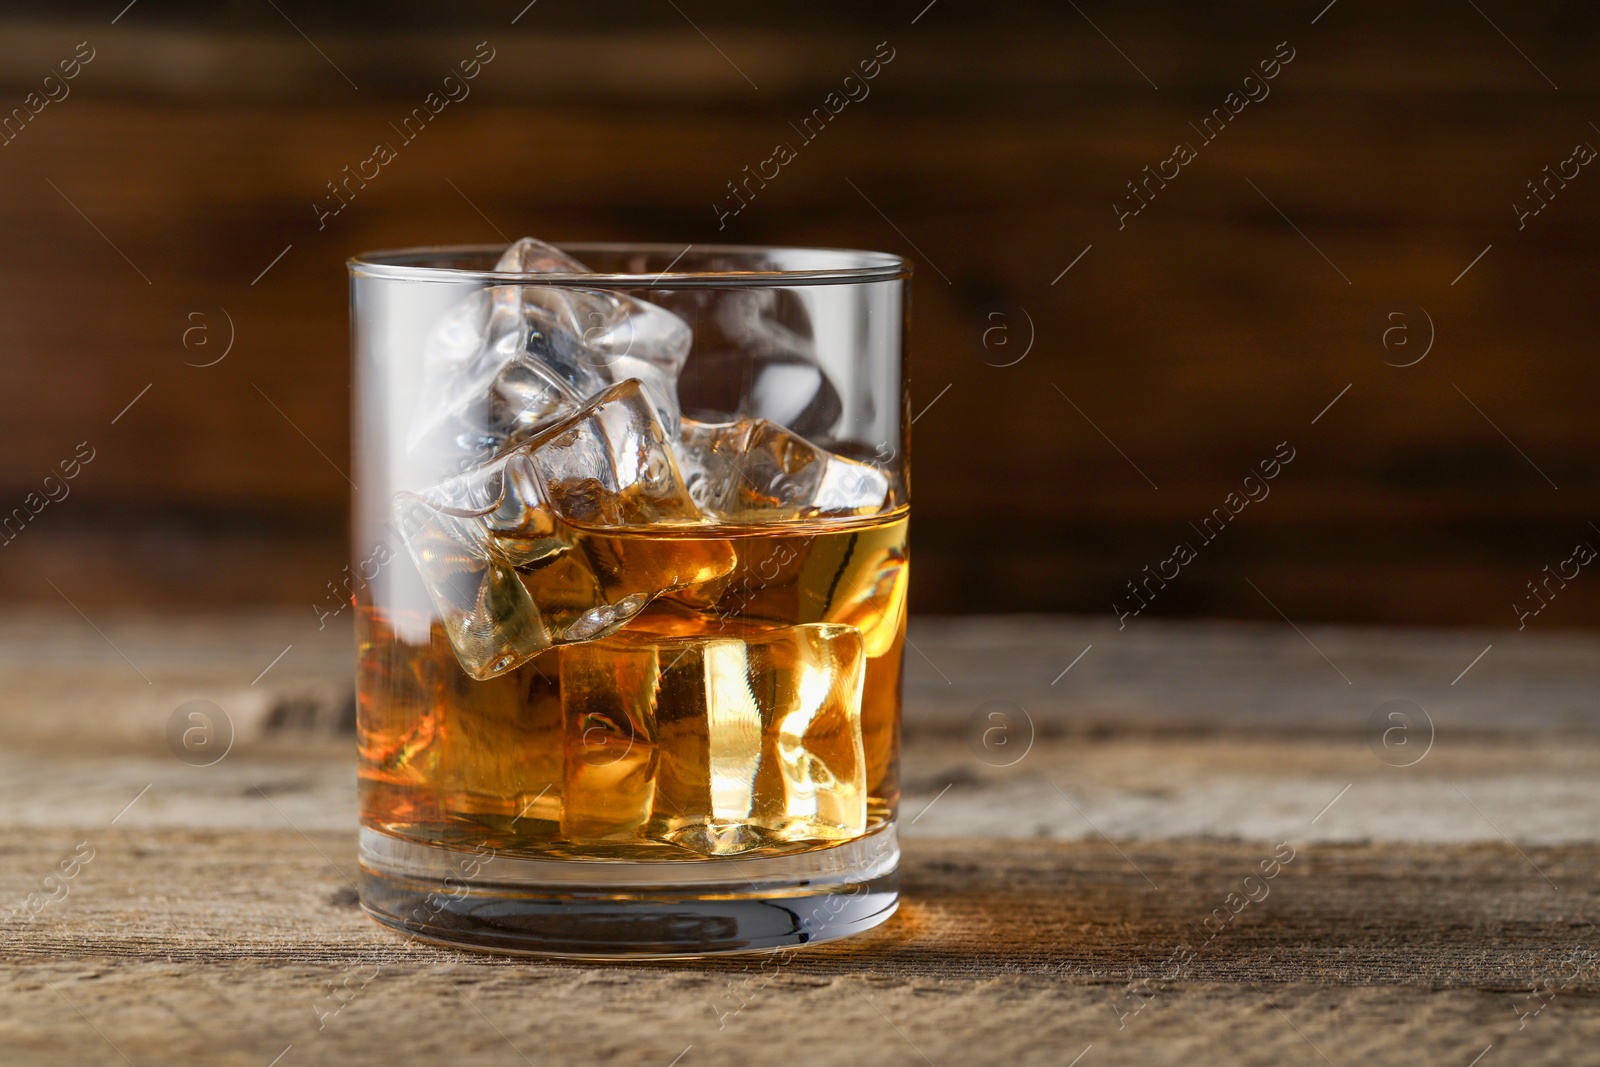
<box><xmin>348</xmin><ymin>243</ymin><xmax>909</xmax><ymax>957</ymax></box>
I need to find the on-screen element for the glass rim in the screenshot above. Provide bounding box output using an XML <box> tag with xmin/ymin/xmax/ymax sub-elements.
<box><xmin>347</xmin><ymin>242</ymin><xmax>910</xmax><ymax>288</ymax></box>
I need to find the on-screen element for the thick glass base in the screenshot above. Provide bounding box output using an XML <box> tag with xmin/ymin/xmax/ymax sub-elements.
<box><xmin>358</xmin><ymin>824</ymin><xmax>900</xmax><ymax>959</ymax></box>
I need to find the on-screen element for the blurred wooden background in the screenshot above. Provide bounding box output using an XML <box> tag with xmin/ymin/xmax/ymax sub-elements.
<box><xmin>0</xmin><ymin>0</ymin><xmax>1596</xmax><ymax>627</ymax></box>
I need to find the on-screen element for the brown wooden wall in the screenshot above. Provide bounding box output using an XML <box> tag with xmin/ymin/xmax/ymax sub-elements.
<box><xmin>0</xmin><ymin>1</ymin><xmax>1596</xmax><ymax>628</ymax></box>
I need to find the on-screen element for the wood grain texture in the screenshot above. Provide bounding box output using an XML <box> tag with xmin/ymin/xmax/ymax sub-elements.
<box><xmin>4</xmin><ymin>834</ymin><xmax>1600</xmax><ymax>1066</ymax></box>
<box><xmin>0</xmin><ymin>7</ymin><xmax>1597</xmax><ymax>622</ymax></box>
<box><xmin>2</xmin><ymin>612</ymin><xmax>1597</xmax><ymax>1064</ymax></box>
<box><xmin>3</xmin><ymin>610</ymin><xmax>1590</xmax><ymax>745</ymax></box>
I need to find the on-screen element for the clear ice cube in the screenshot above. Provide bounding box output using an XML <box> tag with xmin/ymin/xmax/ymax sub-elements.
<box><xmin>388</xmin><ymin>495</ymin><xmax>551</xmax><ymax>681</ymax></box>
<box><xmin>560</xmin><ymin>640</ymin><xmax>660</xmax><ymax>841</ymax></box>
<box><xmin>408</xmin><ymin>238</ymin><xmax>691</xmax><ymax>464</ymax></box>
<box><xmin>676</xmin><ymin>417</ymin><xmax>892</xmax><ymax>522</ymax></box>
<box><xmin>492</xmin><ymin>235</ymin><xmax>587</xmax><ymax>275</ymax></box>
<box><xmin>394</xmin><ymin>380</ymin><xmax>734</xmax><ymax>680</ymax></box>
<box><xmin>557</xmin><ymin>622</ymin><xmax>868</xmax><ymax>854</ymax></box>
<box><xmin>715</xmin><ymin>288</ymin><xmax>842</xmax><ymax>437</ymax></box>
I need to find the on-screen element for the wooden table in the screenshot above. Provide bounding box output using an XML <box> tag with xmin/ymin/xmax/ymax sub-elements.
<box><xmin>3</xmin><ymin>611</ymin><xmax>1596</xmax><ymax>1065</ymax></box>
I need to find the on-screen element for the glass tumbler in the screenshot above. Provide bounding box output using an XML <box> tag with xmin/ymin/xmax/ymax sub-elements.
<box><xmin>348</xmin><ymin>243</ymin><xmax>909</xmax><ymax>957</ymax></box>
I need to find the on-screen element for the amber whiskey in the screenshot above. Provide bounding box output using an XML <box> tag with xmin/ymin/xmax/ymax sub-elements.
<box><xmin>358</xmin><ymin>509</ymin><xmax>907</xmax><ymax>860</ymax></box>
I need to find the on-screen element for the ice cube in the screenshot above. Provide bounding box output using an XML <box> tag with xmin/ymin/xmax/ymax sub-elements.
<box><xmin>501</xmin><ymin>238</ymin><xmax>692</xmax><ymax>436</ymax></box>
<box><xmin>676</xmin><ymin>417</ymin><xmax>892</xmax><ymax>522</ymax></box>
<box><xmin>653</xmin><ymin>512</ymin><xmax>908</xmax><ymax>658</ymax></box>
<box><xmin>559</xmin><ymin>641</ymin><xmax>660</xmax><ymax>841</ymax></box>
<box><xmin>437</xmin><ymin>648</ymin><xmax>564</xmax><ymax>823</ymax></box>
<box><xmin>714</xmin><ymin>288</ymin><xmax>842</xmax><ymax>437</ymax></box>
<box><xmin>407</xmin><ymin>238</ymin><xmax>691</xmax><ymax>464</ymax></box>
<box><xmin>389</xmin><ymin>493</ymin><xmax>553</xmax><ymax>681</ymax></box>
<box><xmin>557</xmin><ymin>622</ymin><xmax>868</xmax><ymax>854</ymax></box>
<box><xmin>529</xmin><ymin>376</ymin><xmax>705</xmax><ymax>528</ymax></box>
<box><xmin>493</xmin><ymin>235</ymin><xmax>588</xmax><ymax>275</ymax></box>
<box><xmin>749</xmin><ymin>358</ymin><xmax>841</xmax><ymax>436</ymax></box>
<box><xmin>393</xmin><ymin>380</ymin><xmax>734</xmax><ymax>681</ymax></box>
<box><xmin>404</xmin><ymin>289</ymin><xmax>546</xmax><ymax>463</ymax></box>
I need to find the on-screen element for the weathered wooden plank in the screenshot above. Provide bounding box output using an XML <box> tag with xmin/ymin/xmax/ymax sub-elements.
<box><xmin>5</xmin><ymin>831</ymin><xmax>1594</xmax><ymax>983</ymax></box>
<box><xmin>5</xmin><ymin>734</ymin><xmax>1600</xmax><ymax>847</ymax></box>
<box><xmin>0</xmin><ymin>610</ymin><xmax>1594</xmax><ymax>1063</ymax></box>
<box><xmin>2</xmin><ymin>613</ymin><xmax>1597</xmax><ymax>1064</ymax></box>
<box><xmin>3</xmin><ymin>834</ymin><xmax>1597</xmax><ymax>1066</ymax></box>
<box><xmin>2</xmin><ymin>613</ymin><xmax>1592</xmax><ymax>747</ymax></box>
<box><xmin>9</xmin><ymin>962</ymin><xmax>1590</xmax><ymax>1067</ymax></box>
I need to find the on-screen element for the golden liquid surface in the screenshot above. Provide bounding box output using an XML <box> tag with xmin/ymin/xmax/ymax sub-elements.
<box><xmin>358</xmin><ymin>511</ymin><xmax>907</xmax><ymax>860</ymax></box>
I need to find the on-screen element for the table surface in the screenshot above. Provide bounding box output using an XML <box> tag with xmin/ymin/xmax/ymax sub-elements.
<box><xmin>2</xmin><ymin>610</ymin><xmax>1597</xmax><ymax>1066</ymax></box>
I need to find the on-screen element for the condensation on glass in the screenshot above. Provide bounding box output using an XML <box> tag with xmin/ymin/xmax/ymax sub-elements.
<box><xmin>349</xmin><ymin>243</ymin><xmax>909</xmax><ymax>957</ymax></box>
